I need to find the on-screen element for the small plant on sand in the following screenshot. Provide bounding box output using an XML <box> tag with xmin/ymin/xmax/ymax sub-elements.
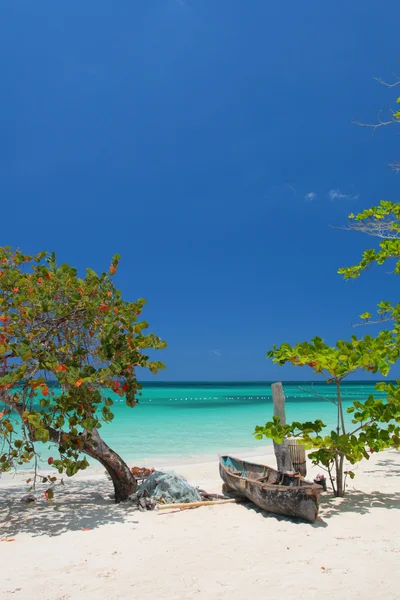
<box><xmin>254</xmin><ymin>333</ymin><xmax>400</xmax><ymax>496</ymax></box>
<box><xmin>0</xmin><ymin>247</ymin><xmax>166</xmax><ymax>502</ymax></box>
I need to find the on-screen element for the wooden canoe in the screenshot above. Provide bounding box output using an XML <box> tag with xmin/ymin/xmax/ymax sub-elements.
<box><xmin>219</xmin><ymin>455</ymin><xmax>322</xmax><ymax>523</ymax></box>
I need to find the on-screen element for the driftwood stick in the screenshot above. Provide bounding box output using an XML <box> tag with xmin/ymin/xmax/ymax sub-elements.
<box><xmin>158</xmin><ymin>498</ymin><xmax>243</xmax><ymax>511</ymax></box>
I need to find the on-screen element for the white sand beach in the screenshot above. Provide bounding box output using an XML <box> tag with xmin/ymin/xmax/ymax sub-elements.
<box><xmin>1</xmin><ymin>449</ymin><xmax>400</xmax><ymax>600</ymax></box>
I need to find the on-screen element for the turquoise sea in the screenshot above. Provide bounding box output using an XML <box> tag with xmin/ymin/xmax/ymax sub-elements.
<box><xmin>76</xmin><ymin>381</ymin><xmax>379</xmax><ymax>464</ymax></box>
<box><xmin>6</xmin><ymin>381</ymin><xmax>382</xmax><ymax>466</ymax></box>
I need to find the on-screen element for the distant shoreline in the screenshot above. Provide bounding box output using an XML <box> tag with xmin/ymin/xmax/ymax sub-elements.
<box><xmin>0</xmin><ymin>445</ymin><xmax>275</xmax><ymax>486</ymax></box>
<box><xmin>137</xmin><ymin>379</ymin><xmax>390</xmax><ymax>386</ymax></box>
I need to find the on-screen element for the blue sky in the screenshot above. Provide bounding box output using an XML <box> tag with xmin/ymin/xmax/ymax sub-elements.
<box><xmin>1</xmin><ymin>0</ymin><xmax>399</xmax><ymax>381</ymax></box>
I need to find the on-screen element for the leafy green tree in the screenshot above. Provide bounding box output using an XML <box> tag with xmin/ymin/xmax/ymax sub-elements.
<box><xmin>255</xmin><ymin>68</ymin><xmax>400</xmax><ymax>498</ymax></box>
<box><xmin>338</xmin><ymin>200</ymin><xmax>400</xmax><ymax>279</ymax></box>
<box><xmin>254</xmin><ymin>334</ymin><xmax>400</xmax><ymax>496</ymax></box>
<box><xmin>254</xmin><ymin>202</ymin><xmax>400</xmax><ymax>497</ymax></box>
<box><xmin>0</xmin><ymin>247</ymin><xmax>166</xmax><ymax>502</ymax></box>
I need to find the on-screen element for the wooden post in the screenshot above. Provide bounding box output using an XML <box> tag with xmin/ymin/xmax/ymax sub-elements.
<box><xmin>287</xmin><ymin>438</ymin><xmax>307</xmax><ymax>476</ymax></box>
<box><xmin>271</xmin><ymin>382</ymin><xmax>293</xmax><ymax>473</ymax></box>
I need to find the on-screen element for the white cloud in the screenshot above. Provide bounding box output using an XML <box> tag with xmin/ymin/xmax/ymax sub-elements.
<box><xmin>305</xmin><ymin>192</ymin><xmax>317</xmax><ymax>202</ymax></box>
<box><xmin>328</xmin><ymin>189</ymin><xmax>359</xmax><ymax>201</ymax></box>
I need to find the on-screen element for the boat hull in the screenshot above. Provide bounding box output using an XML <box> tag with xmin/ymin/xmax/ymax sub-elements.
<box><xmin>219</xmin><ymin>456</ymin><xmax>321</xmax><ymax>523</ymax></box>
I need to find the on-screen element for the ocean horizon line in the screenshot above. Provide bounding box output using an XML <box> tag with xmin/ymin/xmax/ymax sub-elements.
<box><xmin>137</xmin><ymin>379</ymin><xmax>388</xmax><ymax>386</ymax></box>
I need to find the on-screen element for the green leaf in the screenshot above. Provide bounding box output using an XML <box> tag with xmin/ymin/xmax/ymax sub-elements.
<box><xmin>46</xmin><ymin>488</ymin><xmax>54</xmax><ymax>500</ymax></box>
<box><xmin>360</xmin><ymin>312</ymin><xmax>372</xmax><ymax>321</ymax></box>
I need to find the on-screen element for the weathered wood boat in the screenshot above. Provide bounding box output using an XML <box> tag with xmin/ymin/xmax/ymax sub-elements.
<box><xmin>219</xmin><ymin>455</ymin><xmax>322</xmax><ymax>523</ymax></box>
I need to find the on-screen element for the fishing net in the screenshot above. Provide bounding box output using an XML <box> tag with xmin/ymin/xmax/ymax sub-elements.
<box><xmin>130</xmin><ymin>471</ymin><xmax>202</xmax><ymax>507</ymax></box>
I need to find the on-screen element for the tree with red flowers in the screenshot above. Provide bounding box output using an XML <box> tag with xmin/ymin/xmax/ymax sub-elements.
<box><xmin>0</xmin><ymin>247</ymin><xmax>166</xmax><ymax>502</ymax></box>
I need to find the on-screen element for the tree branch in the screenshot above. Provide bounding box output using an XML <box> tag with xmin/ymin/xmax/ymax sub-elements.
<box><xmin>349</xmin><ymin>420</ymin><xmax>373</xmax><ymax>436</ymax></box>
<box><xmin>0</xmin><ymin>389</ymin><xmax>62</xmax><ymax>444</ymax></box>
<box><xmin>374</xmin><ymin>73</ymin><xmax>400</xmax><ymax>88</ymax></box>
<box><xmin>352</xmin><ymin>316</ymin><xmax>393</xmax><ymax>327</ymax></box>
<box><xmin>352</xmin><ymin>108</ymin><xmax>396</xmax><ymax>134</ymax></box>
<box><xmin>298</xmin><ymin>384</ymin><xmax>337</xmax><ymax>406</ymax></box>
<box><xmin>333</xmin><ymin>222</ymin><xmax>400</xmax><ymax>240</ymax></box>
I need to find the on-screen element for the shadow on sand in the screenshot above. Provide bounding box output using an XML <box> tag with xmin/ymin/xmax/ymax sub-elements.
<box><xmin>363</xmin><ymin>458</ymin><xmax>400</xmax><ymax>478</ymax></box>
<box><xmin>3</xmin><ymin>456</ymin><xmax>400</xmax><ymax>537</ymax></box>
<box><xmin>319</xmin><ymin>488</ymin><xmax>400</xmax><ymax>520</ymax></box>
<box><xmin>238</xmin><ymin>484</ymin><xmax>400</xmax><ymax>528</ymax></box>
<box><xmin>0</xmin><ymin>477</ymin><xmax>139</xmax><ymax>538</ymax></box>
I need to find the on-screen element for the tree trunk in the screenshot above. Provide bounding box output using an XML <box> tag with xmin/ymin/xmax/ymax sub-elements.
<box><xmin>1</xmin><ymin>390</ymin><xmax>137</xmax><ymax>504</ymax></box>
<box><xmin>334</xmin><ymin>381</ymin><xmax>346</xmax><ymax>497</ymax></box>
<box><xmin>335</xmin><ymin>453</ymin><xmax>345</xmax><ymax>497</ymax></box>
<box><xmin>81</xmin><ymin>429</ymin><xmax>137</xmax><ymax>503</ymax></box>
